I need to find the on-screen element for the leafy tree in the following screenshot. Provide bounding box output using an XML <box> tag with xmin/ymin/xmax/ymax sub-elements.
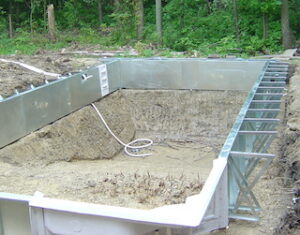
<box><xmin>0</xmin><ymin>0</ymin><xmax>298</xmax><ymax>54</ymax></box>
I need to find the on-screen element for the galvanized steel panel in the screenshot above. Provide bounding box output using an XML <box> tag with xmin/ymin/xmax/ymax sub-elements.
<box><xmin>0</xmin><ymin>67</ymin><xmax>103</xmax><ymax>148</ymax></box>
<box><xmin>106</xmin><ymin>61</ymin><xmax>121</xmax><ymax>93</ymax></box>
<box><xmin>68</xmin><ymin>66</ymin><xmax>103</xmax><ymax>109</ymax></box>
<box><xmin>115</xmin><ymin>59</ymin><xmax>266</xmax><ymax>91</ymax></box>
<box><xmin>120</xmin><ymin>60</ymin><xmax>183</xmax><ymax>89</ymax></box>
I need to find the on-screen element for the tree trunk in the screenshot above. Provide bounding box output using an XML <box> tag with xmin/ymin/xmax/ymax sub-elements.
<box><xmin>232</xmin><ymin>0</ymin><xmax>240</xmax><ymax>42</ymax></box>
<box><xmin>8</xmin><ymin>0</ymin><xmax>13</xmax><ymax>38</ymax></box>
<box><xmin>30</xmin><ymin>0</ymin><xmax>33</xmax><ymax>34</ymax></box>
<box><xmin>8</xmin><ymin>14</ymin><xmax>13</xmax><ymax>38</ymax></box>
<box><xmin>281</xmin><ymin>0</ymin><xmax>292</xmax><ymax>49</ymax></box>
<box><xmin>155</xmin><ymin>0</ymin><xmax>162</xmax><ymax>45</ymax></box>
<box><xmin>207</xmin><ymin>0</ymin><xmax>213</xmax><ymax>14</ymax></box>
<box><xmin>136</xmin><ymin>0</ymin><xmax>144</xmax><ymax>40</ymax></box>
<box><xmin>47</xmin><ymin>4</ymin><xmax>56</xmax><ymax>41</ymax></box>
<box><xmin>114</xmin><ymin>0</ymin><xmax>120</xmax><ymax>12</ymax></box>
<box><xmin>15</xmin><ymin>1</ymin><xmax>20</xmax><ymax>26</ymax></box>
<box><xmin>98</xmin><ymin>0</ymin><xmax>103</xmax><ymax>24</ymax></box>
<box><xmin>262</xmin><ymin>13</ymin><xmax>268</xmax><ymax>40</ymax></box>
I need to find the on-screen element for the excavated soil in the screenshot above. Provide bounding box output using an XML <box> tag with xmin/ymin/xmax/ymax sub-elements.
<box><xmin>2</xmin><ymin>54</ymin><xmax>299</xmax><ymax>234</ymax></box>
<box><xmin>273</xmin><ymin>60</ymin><xmax>300</xmax><ymax>235</ymax></box>
<box><xmin>0</xmin><ymin>56</ymin><xmax>247</xmax><ymax>209</ymax></box>
<box><xmin>0</xmin><ymin>54</ymin><xmax>99</xmax><ymax>97</ymax></box>
<box><xmin>0</xmin><ymin>89</ymin><xmax>246</xmax><ymax>209</ymax></box>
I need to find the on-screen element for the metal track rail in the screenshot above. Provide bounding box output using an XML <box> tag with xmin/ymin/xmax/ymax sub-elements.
<box><xmin>228</xmin><ymin>61</ymin><xmax>288</xmax><ymax>221</ymax></box>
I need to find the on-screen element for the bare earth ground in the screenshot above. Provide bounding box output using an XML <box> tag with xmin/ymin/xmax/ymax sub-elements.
<box><xmin>273</xmin><ymin>60</ymin><xmax>300</xmax><ymax>235</ymax></box>
<box><xmin>0</xmin><ymin>88</ymin><xmax>244</xmax><ymax>209</ymax></box>
<box><xmin>0</xmin><ymin>54</ymin><xmax>99</xmax><ymax>97</ymax></box>
<box><xmin>0</xmin><ymin>144</ymin><xmax>209</xmax><ymax>209</ymax></box>
<box><xmin>0</xmin><ymin>56</ymin><xmax>245</xmax><ymax>211</ymax></box>
<box><xmin>0</xmin><ymin>53</ymin><xmax>299</xmax><ymax>234</ymax></box>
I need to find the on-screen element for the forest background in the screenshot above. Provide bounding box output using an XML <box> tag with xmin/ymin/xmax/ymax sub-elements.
<box><xmin>0</xmin><ymin>0</ymin><xmax>299</xmax><ymax>56</ymax></box>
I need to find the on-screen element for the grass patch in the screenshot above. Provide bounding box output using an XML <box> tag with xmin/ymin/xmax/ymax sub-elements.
<box><xmin>0</xmin><ymin>29</ymin><xmax>283</xmax><ymax>57</ymax></box>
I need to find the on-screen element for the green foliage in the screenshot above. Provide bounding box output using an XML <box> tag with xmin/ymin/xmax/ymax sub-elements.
<box><xmin>289</xmin><ymin>0</ymin><xmax>300</xmax><ymax>39</ymax></box>
<box><xmin>0</xmin><ymin>0</ymin><xmax>299</xmax><ymax>56</ymax></box>
<box><xmin>0</xmin><ymin>6</ymin><xmax>6</xmax><ymax>36</ymax></box>
<box><xmin>134</xmin><ymin>41</ymin><xmax>154</xmax><ymax>57</ymax></box>
<box><xmin>109</xmin><ymin>0</ymin><xmax>137</xmax><ymax>44</ymax></box>
<box><xmin>0</xmin><ymin>29</ymin><xmax>37</xmax><ymax>54</ymax></box>
<box><xmin>59</xmin><ymin>0</ymin><xmax>98</xmax><ymax>29</ymax></box>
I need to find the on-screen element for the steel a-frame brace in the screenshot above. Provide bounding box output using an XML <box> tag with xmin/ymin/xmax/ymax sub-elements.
<box><xmin>228</xmin><ymin>61</ymin><xmax>288</xmax><ymax>221</ymax></box>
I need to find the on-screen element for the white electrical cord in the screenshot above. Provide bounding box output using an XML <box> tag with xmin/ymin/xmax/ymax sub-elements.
<box><xmin>91</xmin><ymin>103</ymin><xmax>153</xmax><ymax>157</ymax></box>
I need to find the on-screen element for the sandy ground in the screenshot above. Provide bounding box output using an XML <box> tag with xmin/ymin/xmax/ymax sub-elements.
<box><xmin>0</xmin><ymin>87</ymin><xmax>244</xmax><ymax>208</ymax></box>
<box><xmin>0</xmin><ymin>56</ymin><xmax>246</xmax><ymax>210</ymax></box>
<box><xmin>0</xmin><ymin>144</ymin><xmax>210</xmax><ymax>209</ymax></box>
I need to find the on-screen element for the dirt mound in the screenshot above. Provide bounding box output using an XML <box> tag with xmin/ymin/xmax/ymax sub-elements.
<box><xmin>274</xmin><ymin>61</ymin><xmax>300</xmax><ymax>234</ymax></box>
<box><xmin>123</xmin><ymin>89</ymin><xmax>246</xmax><ymax>144</ymax></box>
<box><xmin>0</xmin><ymin>91</ymin><xmax>135</xmax><ymax>166</ymax></box>
<box><xmin>63</xmin><ymin>172</ymin><xmax>203</xmax><ymax>209</ymax></box>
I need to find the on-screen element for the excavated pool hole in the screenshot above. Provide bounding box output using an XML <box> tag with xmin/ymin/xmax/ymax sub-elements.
<box><xmin>0</xmin><ymin>89</ymin><xmax>247</xmax><ymax>209</ymax></box>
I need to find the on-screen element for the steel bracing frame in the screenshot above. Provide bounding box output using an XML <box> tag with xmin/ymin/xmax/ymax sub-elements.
<box><xmin>227</xmin><ymin>61</ymin><xmax>288</xmax><ymax>221</ymax></box>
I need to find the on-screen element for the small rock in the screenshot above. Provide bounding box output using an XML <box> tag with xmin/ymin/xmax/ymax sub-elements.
<box><xmin>87</xmin><ymin>180</ymin><xmax>96</xmax><ymax>187</ymax></box>
<box><xmin>46</xmin><ymin>57</ymin><xmax>52</xmax><ymax>63</ymax></box>
<box><xmin>62</xmin><ymin>58</ymin><xmax>71</xmax><ymax>63</ymax></box>
<box><xmin>208</xmin><ymin>54</ymin><xmax>221</xmax><ymax>59</ymax></box>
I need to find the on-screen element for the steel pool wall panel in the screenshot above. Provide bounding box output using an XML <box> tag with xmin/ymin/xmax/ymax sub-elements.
<box><xmin>117</xmin><ymin>59</ymin><xmax>266</xmax><ymax>91</ymax></box>
<box><xmin>0</xmin><ymin>65</ymin><xmax>107</xmax><ymax>149</ymax></box>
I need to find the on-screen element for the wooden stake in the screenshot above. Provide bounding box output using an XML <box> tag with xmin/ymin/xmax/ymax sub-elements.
<box><xmin>155</xmin><ymin>0</ymin><xmax>162</xmax><ymax>45</ymax></box>
<box><xmin>47</xmin><ymin>4</ymin><xmax>56</xmax><ymax>41</ymax></box>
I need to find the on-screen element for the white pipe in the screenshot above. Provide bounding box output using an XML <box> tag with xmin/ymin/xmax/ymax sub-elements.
<box><xmin>0</xmin><ymin>58</ymin><xmax>60</xmax><ymax>77</ymax></box>
<box><xmin>0</xmin><ymin>59</ymin><xmax>152</xmax><ymax>157</ymax></box>
<box><xmin>91</xmin><ymin>103</ymin><xmax>153</xmax><ymax>157</ymax></box>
